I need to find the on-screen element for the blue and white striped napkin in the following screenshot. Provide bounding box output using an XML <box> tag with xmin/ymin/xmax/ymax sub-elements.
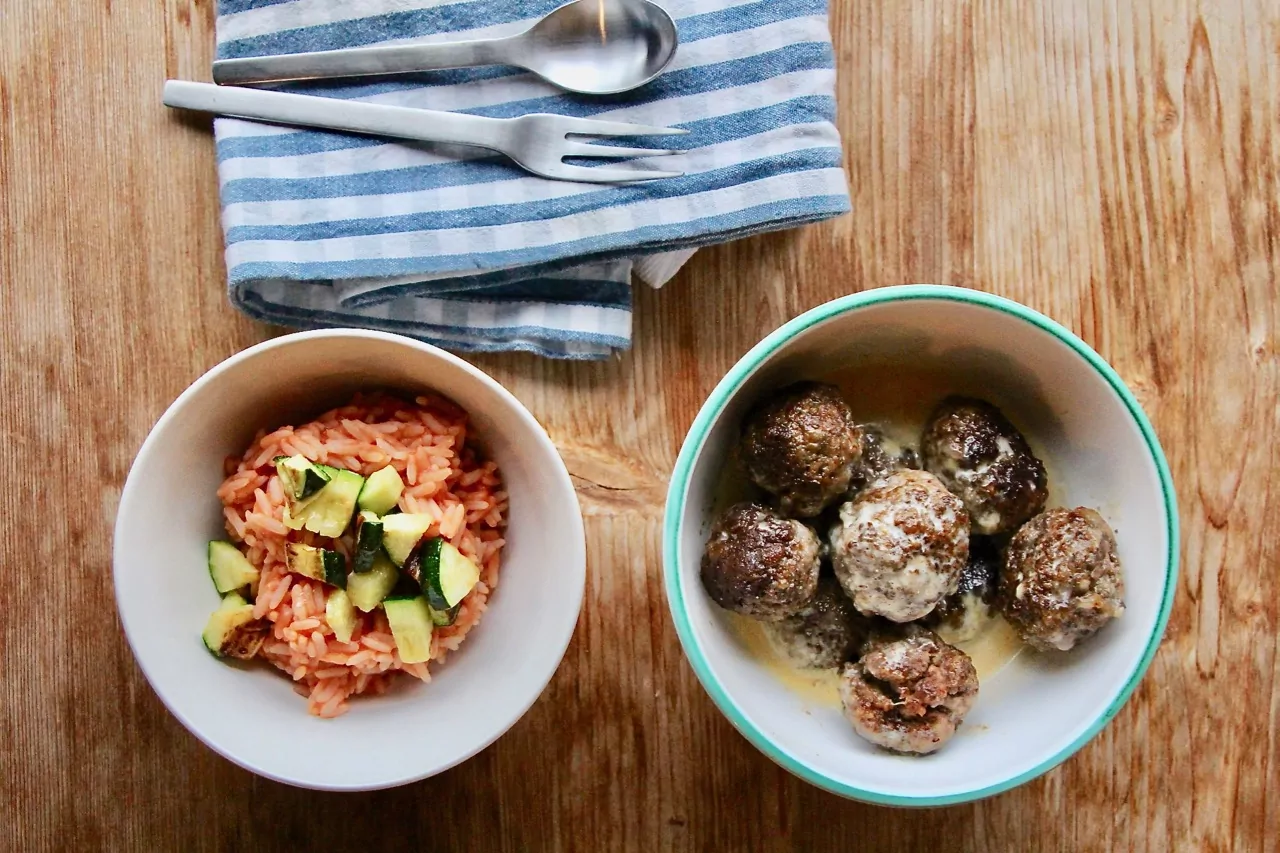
<box><xmin>214</xmin><ymin>0</ymin><xmax>851</xmax><ymax>359</ymax></box>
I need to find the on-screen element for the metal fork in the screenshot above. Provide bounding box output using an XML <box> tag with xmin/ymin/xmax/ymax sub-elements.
<box><xmin>162</xmin><ymin>81</ymin><xmax>686</xmax><ymax>183</ymax></box>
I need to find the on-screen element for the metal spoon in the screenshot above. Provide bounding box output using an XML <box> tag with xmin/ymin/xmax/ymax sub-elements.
<box><xmin>212</xmin><ymin>0</ymin><xmax>680</xmax><ymax>95</ymax></box>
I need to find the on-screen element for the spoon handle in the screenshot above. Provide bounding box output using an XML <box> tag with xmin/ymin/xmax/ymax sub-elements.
<box><xmin>212</xmin><ymin>37</ymin><xmax>523</xmax><ymax>86</ymax></box>
<box><xmin>163</xmin><ymin>81</ymin><xmax>508</xmax><ymax>150</ymax></box>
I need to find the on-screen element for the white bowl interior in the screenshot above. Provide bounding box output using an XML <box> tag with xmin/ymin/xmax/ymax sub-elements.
<box><xmin>114</xmin><ymin>331</ymin><xmax>585</xmax><ymax>790</ymax></box>
<box><xmin>671</xmin><ymin>294</ymin><xmax>1174</xmax><ymax>803</ymax></box>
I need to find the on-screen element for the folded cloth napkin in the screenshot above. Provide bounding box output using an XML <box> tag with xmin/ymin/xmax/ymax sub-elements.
<box><xmin>214</xmin><ymin>0</ymin><xmax>852</xmax><ymax>359</ymax></box>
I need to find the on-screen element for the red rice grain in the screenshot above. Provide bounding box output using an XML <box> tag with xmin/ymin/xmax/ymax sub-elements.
<box><xmin>216</xmin><ymin>392</ymin><xmax>506</xmax><ymax>718</ymax></box>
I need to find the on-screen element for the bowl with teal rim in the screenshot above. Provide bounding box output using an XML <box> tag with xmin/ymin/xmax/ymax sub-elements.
<box><xmin>662</xmin><ymin>285</ymin><xmax>1178</xmax><ymax>805</ymax></box>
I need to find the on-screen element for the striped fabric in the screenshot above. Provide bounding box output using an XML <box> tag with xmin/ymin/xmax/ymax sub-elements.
<box><xmin>214</xmin><ymin>0</ymin><xmax>851</xmax><ymax>359</ymax></box>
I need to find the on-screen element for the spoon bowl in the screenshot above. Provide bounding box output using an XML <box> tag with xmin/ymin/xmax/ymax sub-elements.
<box><xmin>522</xmin><ymin>0</ymin><xmax>680</xmax><ymax>95</ymax></box>
<box><xmin>212</xmin><ymin>0</ymin><xmax>680</xmax><ymax>96</ymax></box>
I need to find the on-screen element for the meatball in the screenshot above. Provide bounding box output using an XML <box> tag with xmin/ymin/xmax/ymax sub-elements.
<box><xmin>739</xmin><ymin>382</ymin><xmax>862</xmax><ymax>517</ymax></box>
<box><xmin>998</xmin><ymin>507</ymin><xmax>1125</xmax><ymax>651</ymax></box>
<box><xmin>828</xmin><ymin>470</ymin><xmax>970</xmax><ymax>622</ymax></box>
<box><xmin>701</xmin><ymin>502</ymin><xmax>821</xmax><ymax>620</ymax></box>
<box><xmin>923</xmin><ymin>536</ymin><xmax>1001</xmax><ymax>643</ymax></box>
<box><xmin>921</xmin><ymin>397</ymin><xmax>1047</xmax><ymax>535</ymax></box>
<box><xmin>848</xmin><ymin>425</ymin><xmax>921</xmax><ymax>495</ymax></box>
<box><xmin>838</xmin><ymin>632</ymin><xmax>979</xmax><ymax>754</ymax></box>
<box><xmin>762</xmin><ymin>576</ymin><xmax>869</xmax><ymax>669</ymax></box>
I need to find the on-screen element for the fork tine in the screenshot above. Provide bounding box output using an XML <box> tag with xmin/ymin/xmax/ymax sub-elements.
<box><xmin>540</xmin><ymin>162</ymin><xmax>684</xmax><ymax>183</ymax></box>
<box><xmin>551</xmin><ymin>115</ymin><xmax>691</xmax><ymax>138</ymax></box>
<box><xmin>560</xmin><ymin>141</ymin><xmax>680</xmax><ymax>159</ymax></box>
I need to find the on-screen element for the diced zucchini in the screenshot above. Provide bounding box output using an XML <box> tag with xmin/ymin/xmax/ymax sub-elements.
<box><xmin>283</xmin><ymin>467</ymin><xmax>365</xmax><ymax>538</ymax></box>
<box><xmin>402</xmin><ymin>553</ymin><xmax>463</xmax><ymax>631</ymax></box>
<box><xmin>402</xmin><ymin>543</ymin><xmax>424</xmax><ymax>587</ymax></box>
<box><xmin>273</xmin><ymin>454</ymin><xmax>331</xmax><ymax>501</ymax></box>
<box><xmin>285</xmin><ymin>543</ymin><xmax>347</xmax><ymax>588</ymax></box>
<box><xmin>380</xmin><ymin>513</ymin><xmax>433</xmax><ymax>566</ymax></box>
<box><xmin>383</xmin><ymin>595</ymin><xmax>434</xmax><ymax>664</ymax></box>
<box><xmin>352</xmin><ymin>511</ymin><xmax>384</xmax><ymax>573</ymax></box>
<box><xmin>428</xmin><ymin>603</ymin><xmax>459</xmax><ymax>627</ymax></box>
<box><xmin>202</xmin><ymin>592</ymin><xmax>267</xmax><ymax>659</ymax></box>
<box><xmin>207</xmin><ymin>540</ymin><xmax>259</xmax><ymax>594</ymax></box>
<box><xmin>357</xmin><ymin>465</ymin><xmax>405</xmax><ymax>516</ymax></box>
<box><xmin>419</xmin><ymin>537</ymin><xmax>481</xmax><ymax>611</ymax></box>
<box><xmin>325</xmin><ymin>589</ymin><xmax>358</xmax><ymax>643</ymax></box>
<box><xmin>347</xmin><ymin>553</ymin><xmax>400</xmax><ymax>612</ymax></box>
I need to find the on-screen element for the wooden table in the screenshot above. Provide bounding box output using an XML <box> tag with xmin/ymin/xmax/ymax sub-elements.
<box><xmin>4</xmin><ymin>1</ymin><xmax>1278</xmax><ymax>850</ymax></box>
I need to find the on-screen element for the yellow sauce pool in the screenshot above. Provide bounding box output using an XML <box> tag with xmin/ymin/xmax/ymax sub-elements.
<box><xmin>727</xmin><ymin>611</ymin><xmax>1025</xmax><ymax>709</ymax></box>
<box><xmin>726</xmin><ymin>613</ymin><xmax>845</xmax><ymax>707</ymax></box>
<box><xmin>823</xmin><ymin>361</ymin><xmax>1068</xmax><ymax>509</ymax></box>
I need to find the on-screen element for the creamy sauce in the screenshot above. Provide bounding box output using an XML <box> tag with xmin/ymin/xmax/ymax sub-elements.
<box><xmin>727</xmin><ymin>613</ymin><xmax>844</xmax><ymax>707</ymax></box>
<box><xmin>825</xmin><ymin>362</ymin><xmax>954</xmax><ymax>452</ymax></box>
<box><xmin>937</xmin><ymin>615</ymin><xmax>1025</xmax><ymax>678</ymax></box>
<box><xmin>727</xmin><ymin>611</ymin><xmax>1025</xmax><ymax>709</ymax></box>
<box><xmin>825</xmin><ymin>362</ymin><xmax>1067</xmax><ymax>509</ymax></box>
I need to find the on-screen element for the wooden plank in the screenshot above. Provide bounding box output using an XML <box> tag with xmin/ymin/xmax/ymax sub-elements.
<box><xmin>1</xmin><ymin>0</ymin><xmax>1277</xmax><ymax>849</ymax></box>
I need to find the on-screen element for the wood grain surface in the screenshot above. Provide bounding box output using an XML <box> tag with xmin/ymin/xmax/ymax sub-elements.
<box><xmin>2</xmin><ymin>1</ymin><xmax>1278</xmax><ymax>850</ymax></box>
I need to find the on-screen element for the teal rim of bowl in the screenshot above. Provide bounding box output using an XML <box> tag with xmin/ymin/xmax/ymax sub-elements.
<box><xmin>661</xmin><ymin>284</ymin><xmax>1180</xmax><ymax>807</ymax></box>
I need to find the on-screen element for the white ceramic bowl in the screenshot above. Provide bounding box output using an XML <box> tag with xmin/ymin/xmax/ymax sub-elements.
<box><xmin>663</xmin><ymin>285</ymin><xmax>1177</xmax><ymax>806</ymax></box>
<box><xmin>114</xmin><ymin>330</ymin><xmax>585</xmax><ymax>790</ymax></box>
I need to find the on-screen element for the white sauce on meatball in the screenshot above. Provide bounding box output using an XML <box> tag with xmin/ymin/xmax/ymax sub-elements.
<box><xmin>829</xmin><ymin>470</ymin><xmax>969</xmax><ymax>623</ymax></box>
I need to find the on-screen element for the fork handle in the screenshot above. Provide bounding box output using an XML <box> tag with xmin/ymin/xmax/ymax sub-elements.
<box><xmin>163</xmin><ymin>81</ymin><xmax>507</xmax><ymax>151</ymax></box>
<box><xmin>212</xmin><ymin>37</ymin><xmax>522</xmax><ymax>86</ymax></box>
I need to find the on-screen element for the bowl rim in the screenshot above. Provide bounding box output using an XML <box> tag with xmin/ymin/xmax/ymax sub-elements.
<box><xmin>113</xmin><ymin>328</ymin><xmax>586</xmax><ymax>790</ymax></box>
<box><xmin>661</xmin><ymin>284</ymin><xmax>1179</xmax><ymax>806</ymax></box>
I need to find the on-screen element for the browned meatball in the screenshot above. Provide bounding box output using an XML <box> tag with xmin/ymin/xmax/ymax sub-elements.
<box><xmin>923</xmin><ymin>535</ymin><xmax>1001</xmax><ymax>642</ymax></box>
<box><xmin>829</xmin><ymin>470</ymin><xmax>970</xmax><ymax>622</ymax></box>
<box><xmin>701</xmin><ymin>502</ymin><xmax>821</xmax><ymax>620</ymax></box>
<box><xmin>999</xmin><ymin>508</ymin><xmax>1125</xmax><ymax>651</ymax></box>
<box><xmin>739</xmin><ymin>382</ymin><xmax>862</xmax><ymax>517</ymax></box>
<box><xmin>838</xmin><ymin>631</ymin><xmax>979</xmax><ymax>754</ymax></box>
<box><xmin>761</xmin><ymin>576</ymin><xmax>870</xmax><ymax>669</ymax></box>
<box><xmin>921</xmin><ymin>398</ymin><xmax>1047</xmax><ymax>535</ymax></box>
<box><xmin>848</xmin><ymin>425</ymin><xmax>921</xmax><ymax>495</ymax></box>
